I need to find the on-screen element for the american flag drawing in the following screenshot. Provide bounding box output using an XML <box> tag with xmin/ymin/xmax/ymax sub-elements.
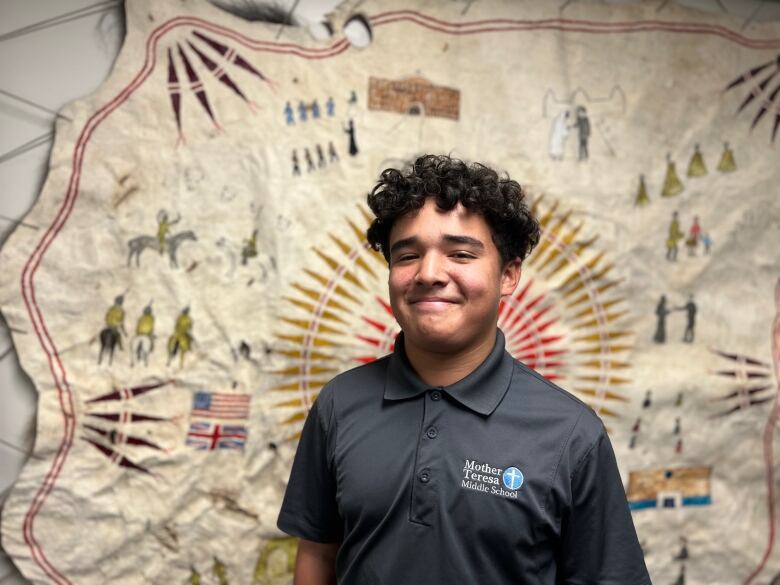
<box><xmin>191</xmin><ymin>391</ymin><xmax>250</xmax><ymax>420</ymax></box>
<box><xmin>186</xmin><ymin>422</ymin><xmax>248</xmax><ymax>451</ymax></box>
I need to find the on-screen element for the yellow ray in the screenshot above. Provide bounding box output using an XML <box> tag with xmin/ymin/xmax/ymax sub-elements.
<box><xmin>271</xmin><ymin>381</ymin><xmax>327</xmax><ymax>392</ymax></box>
<box><xmin>537</xmin><ymin>222</ymin><xmax>584</xmax><ymax>273</ymax></box>
<box><xmin>575</xmin><ymin>344</ymin><xmax>632</xmax><ymax>354</ymax></box>
<box><xmin>292</xmin><ymin>284</ymin><xmax>352</xmax><ymax>314</ymax></box>
<box><xmin>314</xmin><ymin>248</ymin><xmax>368</xmax><ymax>291</ymax></box>
<box><xmin>576</xmin><ymin>375</ymin><xmax>632</xmax><ymax>385</ymax></box>
<box><xmin>571</xmin><ymin>298</ymin><xmax>622</xmax><ymax>320</ymax></box>
<box><xmin>303</xmin><ymin>269</ymin><xmax>361</xmax><ymax>305</ymax></box>
<box><xmin>574</xmin><ymin>388</ymin><xmax>629</xmax><ymax>401</ymax></box>
<box><xmin>277</xmin><ymin>318</ymin><xmax>345</xmax><ymax>336</ymax></box>
<box><xmin>328</xmin><ymin>234</ymin><xmax>377</xmax><ymax>279</ymax></box>
<box><xmin>579</xmin><ymin>359</ymin><xmax>630</xmax><ymax>369</ymax></box>
<box><xmin>283</xmin><ymin>297</ymin><xmax>348</xmax><ymax>324</ymax></box>
<box><xmin>574</xmin><ymin>331</ymin><xmax>632</xmax><ymax>343</ymax></box>
<box><xmin>275</xmin><ymin>334</ymin><xmax>344</xmax><ymax>348</ymax></box>
<box><xmin>281</xmin><ymin>412</ymin><xmax>306</xmax><ymax>425</ymax></box>
<box><xmin>570</xmin><ymin>311</ymin><xmax>629</xmax><ymax>330</ymax></box>
<box><xmin>274</xmin><ymin>349</ymin><xmax>337</xmax><ymax>361</ymax></box>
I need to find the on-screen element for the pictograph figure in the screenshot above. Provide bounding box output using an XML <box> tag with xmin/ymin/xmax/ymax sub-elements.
<box><xmin>575</xmin><ymin>105</ymin><xmax>590</xmax><ymax>161</ymax></box>
<box><xmin>701</xmin><ymin>232</ymin><xmax>713</xmax><ymax>254</ymax></box>
<box><xmin>284</xmin><ymin>101</ymin><xmax>294</xmax><ymax>125</ymax></box>
<box><xmin>316</xmin><ymin>144</ymin><xmax>326</xmax><ymax>168</ymax></box>
<box><xmin>642</xmin><ymin>389</ymin><xmax>653</xmax><ymax>409</ymax></box>
<box><xmin>675</xmin><ymin>537</ymin><xmax>689</xmax><ymax>561</ymax></box>
<box><xmin>661</xmin><ymin>153</ymin><xmax>684</xmax><ymax>197</ymax></box>
<box><xmin>326</xmin><ymin>96</ymin><xmax>335</xmax><ymax>116</ymax></box>
<box><xmin>674</xmin><ymin>417</ymin><xmax>681</xmax><ymax>435</ymax></box>
<box><xmin>673</xmin><ymin>563</ymin><xmax>686</xmax><ymax>585</ymax></box>
<box><xmin>328</xmin><ymin>141</ymin><xmax>339</xmax><ymax>162</ymax></box>
<box><xmin>298</xmin><ymin>100</ymin><xmax>307</xmax><ymax>122</ymax></box>
<box><xmin>99</xmin><ymin>295</ymin><xmax>126</xmax><ymax>365</ymax></box>
<box><xmin>157</xmin><ymin>210</ymin><xmax>181</xmax><ymax>255</ymax></box>
<box><xmin>654</xmin><ymin>295</ymin><xmax>671</xmax><ymax>343</ymax></box>
<box><xmin>242</xmin><ymin>229</ymin><xmax>258</xmax><ymax>265</ymax></box>
<box><xmin>635</xmin><ymin>174</ymin><xmax>649</xmax><ymax>206</ymax></box>
<box><xmin>167</xmin><ymin>306</ymin><xmax>194</xmax><ymax>367</ymax></box>
<box><xmin>344</xmin><ymin>119</ymin><xmax>359</xmax><ymax>156</ymax></box>
<box><xmin>304</xmin><ymin>148</ymin><xmax>315</xmax><ymax>172</ymax></box>
<box><xmin>687</xmin><ymin>143</ymin><xmax>707</xmax><ymax>177</ymax></box>
<box><xmin>548</xmin><ymin>110</ymin><xmax>570</xmax><ymax>161</ymax></box>
<box><xmin>291</xmin><ymin>150</ymin><xmax>300</xmax><ymax>176</ymax></box>
<box><xmin>212</xmin><ymin>557</ymin><xmax>229</xmax><ymax>585</ymax></box>
<box><xmin>686</xmin><ymin>216</ymin><xmax>702</xmax><ymax>256</ymax></box>
<box><xmin>131</xmin><ymin>304</ymin><xmax>155</xmax><ymax>366</ymax></box>
<box><xmin>666</xmin><ymin>211</ymin><xmax>684</xmax><ymax>261</ymax></box>
<box><xmin>717</xmin><ymin>141</ymin><xmax>737</xmax><ymax>172</ymax></box>
<box><xmin>676</xmin><ymin>294</ymin><xmax>697</xmax><ymax>343</ymax></box>
<box><xmin>311</xmin><ymin>99</ymin><xmax>320</xmax><ymax>119</ymax></box>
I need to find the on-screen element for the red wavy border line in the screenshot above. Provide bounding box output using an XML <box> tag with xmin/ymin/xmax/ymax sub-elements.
<box><xmin>16</xmin><ymin>9</ymin><xmax>780</xmax><ymax>584</ymax></box>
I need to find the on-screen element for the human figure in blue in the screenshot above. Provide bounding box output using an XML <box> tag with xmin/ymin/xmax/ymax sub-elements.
<box><xmin>326</xmin><ymin>96</ymin><xmax>335</xmax><ymax>117</ymax></box>
<box><xmin>298</xmin><ymin>100</ymin><xmax>308</xmax><ymax>122</ymax></box>
<box><xmin>284</xmin><ymin>101</ymin><xmax>294</xmax><ymax>125</ymax></box>
<box><xmin>311</xmin><ymin>99</ymin><xmax>321</xmax><ymax>119</ymax></box>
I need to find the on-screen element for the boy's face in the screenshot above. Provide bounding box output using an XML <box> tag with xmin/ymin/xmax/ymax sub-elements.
<box><xmin>387</xmin><ymin>198</ymin><xmax>521</xmax><ymax>355</ymax></box>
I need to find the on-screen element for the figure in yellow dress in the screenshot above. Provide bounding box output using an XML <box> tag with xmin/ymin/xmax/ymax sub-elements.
<box><xmin>98</xmin><ymin>295</ymin><xmax>126</xmax><ymax>365</ymax></box>
<box><xmin>686</xmin><ymin>143</ymin><xmax>707</xmax><ymax>177</ymax></box>
<box><xmin>666</xmin><ymin>211</ymin><xmax>684</xmax><ymax>261</ymax></box>
<box><xmin>661</xmin><ymin>153</ymin><xmax>684</xmax><ymax>197</ymax></box>
<box><xmin>167</xmin><ymin>306</ymin><xmax>193</xmax><ymax>367</ymax></box>
<box><xmin>717</xmin><ymin>141</ymin><xmax>737</xmax><ymax>173</ymax></box>
<box><xmin>156</xmin><ymin>209</ymin><xmax>180</xmax><ymax>255</ymax></box>
<box><xmin>131</xmin><ymin>304</ymin><xmax>155</xmax><ymax>366</ymax></box>
<box><xmin>212</xmin><ymin>557</ymin><xmax>229</xmax><ymax>585</ymax></box>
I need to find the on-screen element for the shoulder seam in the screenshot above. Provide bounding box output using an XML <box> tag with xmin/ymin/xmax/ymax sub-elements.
<box><xmin>570</xmin><ymin>428</ymin><xmax>604</xmax><ymax>481</ymax></box>
<box><xmin>512</xmin><ymin>361</ymin><xmax>599</xmax><ymax>422</ymax></box>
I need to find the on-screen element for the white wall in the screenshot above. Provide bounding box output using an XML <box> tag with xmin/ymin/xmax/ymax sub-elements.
<box><xmin>0</xmin><ymin>0</ymin><xmax>778</xmax><ymax>582</ymax></box>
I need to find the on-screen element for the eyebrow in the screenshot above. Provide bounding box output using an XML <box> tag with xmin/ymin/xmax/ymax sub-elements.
<box><xmin>388</xmin><ymin>234</ymin><xmax>486</xmax><ymax>255</ymax></box>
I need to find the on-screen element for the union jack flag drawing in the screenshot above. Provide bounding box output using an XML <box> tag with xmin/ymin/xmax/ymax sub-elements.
<box><xmin>186</xmin><ymin>422</ymin><xmax>248</xmax><ymax>451</ymax></box>
<box><xmin>191</xmin><ymin>391</ymin><xmax>250</xmax><ymax>420</ymax></box>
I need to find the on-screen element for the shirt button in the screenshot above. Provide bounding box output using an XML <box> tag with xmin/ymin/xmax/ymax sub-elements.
<box><xmin>426</xmin><ymin>426</ymin><xmax>438</xmax><ymax>439</ymax></box>
<box><xmin>430</xmin><ymin>390</ymin><xmax>442</xmax><ymax>401</ymax></box>
<box><xmin>418</xmin><ymin>470</ymin><xmax>430</xmax><ymax>483</ymax></box>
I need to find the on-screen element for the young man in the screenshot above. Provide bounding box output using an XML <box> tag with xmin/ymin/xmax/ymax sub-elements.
<box><xmin>277</xmin><ymin>155</ymin><xmax>651</xmax><ymax>584</ymax></box>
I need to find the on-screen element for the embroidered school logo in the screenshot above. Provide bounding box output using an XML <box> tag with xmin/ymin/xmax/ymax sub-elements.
<box><xmin>461</xmin><ymin>459</ymin><xmax>523</xmax><ymax>500</ymax></box>
<box><xmin>503</xmin><ymin>466</ymin><xmax>524</xmax><ymax>490</ymax></box>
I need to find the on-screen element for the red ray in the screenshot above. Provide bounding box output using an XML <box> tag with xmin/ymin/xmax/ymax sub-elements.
<box><xmin>177</xmin><ymin>43</ymin><xmax>221</xmax><ymax>130</ymax></box>
<box><xmin>86</xmin><ymin>380</ymin><xmax>171</xmax><ymax>404</ymax></box>
<box><xmin>192</xmin><ymin>30</ymin><xmax>272</xmax><ymax>85</ymax></box>
<box><xmin>186</xmin><ymin>40</ymin><xmax>255</xmax><ymax>111</ymax></box>
<box><xmin>725</xmin><ymin>58</ymin><xmax>775</xmax><ymax>91</ymax></box>
<box><xmin>375</xmin><ymin>296</ymin><xmax>394</xmax><ymax>317</ymax></box>
<box><xmin>356</xmin><ymin>334</ymin><xmax>382</xmax><ymax>347</ymax></box>
<box><xmin>737</xmin><ymin>70</ymin><xmax>780</xmax><ymax>114</ymax></box>
<box><xmin>362</xmin><ymin>316</ymin><xmax>388</xmax><ymax>334</ymax></box>
<box><xmin>82</xmin><ymin>437</ymin><xmax>152</xmax><ymax>474</ymax></box>
<box><xmin>83</xmin><ymin>424</ymin><xmax>166</xmax><ymax>452</ymax></box>
<box><xmin>86</xmin><ymin>412</ymin><xmax>172</xmax><ymax>424</ymax></box>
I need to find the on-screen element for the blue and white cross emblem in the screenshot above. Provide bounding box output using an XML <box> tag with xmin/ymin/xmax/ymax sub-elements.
<box><xmin>503</xmin><ymin>466</ymin><xmax>524</xmax><ymax>491</ymax></box>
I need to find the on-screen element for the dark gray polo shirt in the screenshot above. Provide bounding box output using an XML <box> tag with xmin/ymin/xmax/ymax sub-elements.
<box><xmin>277</xmin><ymin>329</ymin><xmax>651</xmax><ymax>584</ymax></box>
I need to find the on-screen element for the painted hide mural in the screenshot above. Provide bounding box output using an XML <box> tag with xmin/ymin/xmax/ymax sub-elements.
<box><xmin>0</xmin><ymin>0</ymin><xmax>779</xmax><ymax>583</ymax></box>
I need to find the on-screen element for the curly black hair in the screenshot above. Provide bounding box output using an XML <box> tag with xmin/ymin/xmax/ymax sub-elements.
<box><xmin>366</xmin><ymin>154</ymin><xmax>540</xmax><ymax>266</ymax></box>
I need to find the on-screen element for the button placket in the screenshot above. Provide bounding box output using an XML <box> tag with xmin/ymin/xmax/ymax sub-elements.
<box><xmin>409</xmin><ymin>389</ymin><xmax>445</xmax><ymax>525</ymax></box>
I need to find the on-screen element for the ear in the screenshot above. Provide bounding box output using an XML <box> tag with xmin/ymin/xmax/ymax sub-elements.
<box><xmin>500</xmin><ymin>258</ymin><xmax>522</xmax><ymax>296</ymax></box>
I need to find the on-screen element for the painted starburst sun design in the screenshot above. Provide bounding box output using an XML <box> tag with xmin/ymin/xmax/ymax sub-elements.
<box><xmin>271</xmin><ymin>199</ymin><xmax>633</xmax><ymax>440</ymax></box>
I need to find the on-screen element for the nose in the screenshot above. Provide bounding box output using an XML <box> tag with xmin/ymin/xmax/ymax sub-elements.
<box><xmin>414</xmin><ymin>252</ymin><xmax>447</xmax><ymax>286</ymax></box>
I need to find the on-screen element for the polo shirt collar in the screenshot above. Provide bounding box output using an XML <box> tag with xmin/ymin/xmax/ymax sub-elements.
<box><xmin>384</xmin><ymin>329</ymin><xmax>514</xmax><ymax>416</ymax></box>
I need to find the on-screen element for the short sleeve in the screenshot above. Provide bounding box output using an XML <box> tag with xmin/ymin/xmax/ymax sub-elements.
<box><xmin>277</xmin><ymin>387</ymin><xmax>342</xmax><ymax>543</ymax></box>
<box><xmin>558</xmin><ymin>428</ymin><xmax>651</xmax><ymax>585</ymax></box>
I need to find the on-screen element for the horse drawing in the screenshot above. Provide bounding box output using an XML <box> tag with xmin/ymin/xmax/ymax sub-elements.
<box><xmin>127</xmin><ymin>230</ymin><xmax>197</xmax><ymax>268</ymax></box>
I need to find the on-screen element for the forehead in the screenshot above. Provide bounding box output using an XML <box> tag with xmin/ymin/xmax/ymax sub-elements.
<box><xmin>389</xmin><ymin>199</ymin><xmax>493</xmax><ymax>243</ymax></box>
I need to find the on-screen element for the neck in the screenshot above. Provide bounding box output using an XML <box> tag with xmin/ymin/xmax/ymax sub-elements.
<box><xmin>403</xmin><ymin>330</ymin><xmax>497</xmax><ymax>387</ymax></box>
